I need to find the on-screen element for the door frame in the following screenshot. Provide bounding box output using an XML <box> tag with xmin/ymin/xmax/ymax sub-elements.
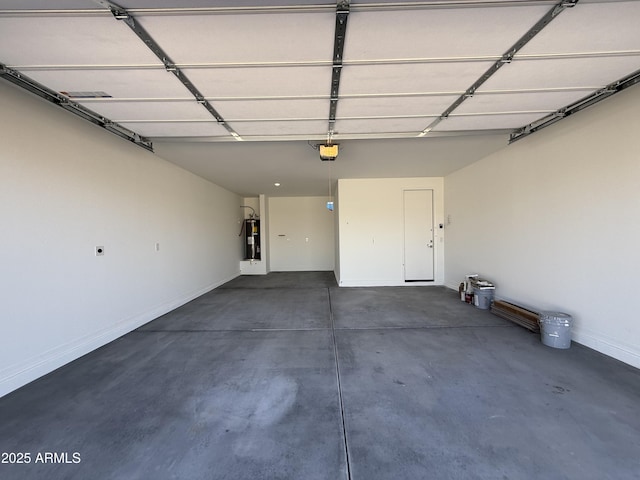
<box><xmin>403</xmin><ymin>188</ymin><xmax>435</xmax><ymax>282</ymax></box>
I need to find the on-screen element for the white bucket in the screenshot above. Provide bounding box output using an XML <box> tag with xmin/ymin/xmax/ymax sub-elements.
<box><xmin>539</xmin><ymin>312</ymin><xmax>572</xmax><ymax>349</ymax></box>
<box><xmin>473</xmin><ymin>288</ymin><xmax>494</xmax><ymax>310</ymax></box>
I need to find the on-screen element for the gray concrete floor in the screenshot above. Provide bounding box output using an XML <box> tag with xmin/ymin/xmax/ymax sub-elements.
<box><xmin>1</xmin><ymin>271</ymin><xmax>639</xmax><ymax>479</ymax></box>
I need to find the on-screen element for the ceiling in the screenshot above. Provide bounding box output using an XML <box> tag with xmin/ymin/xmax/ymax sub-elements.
<box><xmin>1</xmin><ymin>0</ymin><xmax>639</xmax><ymax>196</ymax></box>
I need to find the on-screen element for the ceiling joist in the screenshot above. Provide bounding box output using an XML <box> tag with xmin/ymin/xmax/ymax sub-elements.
<box><xmin>58</xmin><ymin>85</ymin><xmax>603</xmax><ymax>105</ymax></box>
<box><xmin>8</xmin><ymin>48</ymin><xmax>640</xmax><ymax>73</ymax></box>
<box><xmin>0</xmin><ymin>1</ymin><xmax>565</xmax><ymax>18</ymax></box>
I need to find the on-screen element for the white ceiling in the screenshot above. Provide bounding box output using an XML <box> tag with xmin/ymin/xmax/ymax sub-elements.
<box><xmin>1</xmin><ymin>0</ymin><xmax>639</xmax><ymax>196</ymax></box>
<box><xmin>152</xmin><ymin>134</ymin><xmax>511</xmax><ymax>197</ymax></box>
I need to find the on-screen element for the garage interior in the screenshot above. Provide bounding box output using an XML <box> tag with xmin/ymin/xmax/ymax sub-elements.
<box><xmin>1</xmin><ymin>0</ymin><xmax>639</xmax><ymax>479</ymax></box>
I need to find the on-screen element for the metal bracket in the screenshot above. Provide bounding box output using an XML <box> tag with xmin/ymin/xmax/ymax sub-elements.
<box><xmin>0</xmin><ymin>62</ymin><xmax>153</xmax><ymax>151</ymax></box>
<box><xmin>417</xmin><ymin>0</ymin><xmax>580</xmax><ymax>137</ymax></box>
<box><xmin>94</xmin><ymin>0</ymin><xmax>242</xmax><ymax>140</ymax></box>
<box><xmin>510</xmin><ymin>68</ymin><xmax>640</xmax><ymax>143</ymax></box>
<box><xmin>327</xmin><ymin>1</ymin><xmax>350</xmax><ymax>139</ymax></box>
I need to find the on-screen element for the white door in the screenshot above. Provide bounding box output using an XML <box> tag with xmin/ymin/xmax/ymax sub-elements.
<box><xmin>404</xmin><ymin>189</ymin><xmax>434</xmax><ymax>281</ymax></box>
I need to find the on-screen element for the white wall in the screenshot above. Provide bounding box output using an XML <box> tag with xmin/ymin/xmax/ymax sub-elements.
<box><xmin>337</xmin><ymin>178</ymin><xmax>445</xmax><ymax>286</ymax></box>
<box><xmin>262</xmin><ymin>194</ymin><xmax>271</xmax><ymax>273</ymax></box>
<box><xmin>0</xmin><ymin>81</ymin><xmax>242</xmax><ymax>397</ymax></box>
<box><xmin>334</xmin><ymin>185</ymin><xmax>341</xmax><ymax>284</ymax></box>
<box><xmin>444</xmin><ymin>84</ymin><xmax>640</xmax><ymax>369</ymax></box>
<box><xmin>241</xmin><ymin>197</ymin><xmax>260</xmax><ymax>220</ymax></box>
<box><xmin>268</xmin><ymin>196</ymin><xmax>335</xmax><ymax>271</ymax></box>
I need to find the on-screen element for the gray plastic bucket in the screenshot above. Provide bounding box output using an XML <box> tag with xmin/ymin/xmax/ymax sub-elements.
<box><xmin>473</xmin><ymin>288</ymin><xmax>494</xmax><ymax>310</ymax></box>
<box><xmin>539</xmin><ymin>311</ymin><xmax>573</xmax><ymax>349</ymax></box>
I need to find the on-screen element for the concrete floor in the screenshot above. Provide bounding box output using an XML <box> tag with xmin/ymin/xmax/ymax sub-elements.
<box><xmin>1</xmin><ymin>272</ymin><xmax>639</xmax><ymax>480</ymax></box>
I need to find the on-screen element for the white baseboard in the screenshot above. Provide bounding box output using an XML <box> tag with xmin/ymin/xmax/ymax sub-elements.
<box><xmin>572</xmin><ymin>330</ymin><xmax>640</xmax><ymax>370</ymax></box>
<box><xmin>338</xmin><ymin>279</ymin><xmax>444</xmax><ymax>287</ymax></box>
<box><xmin>0</xmin><ymin>272</ymin><xmax>240</xmax><ymax>398</ymax></box>
<box><xmin>448</xmin><ymin>283</ymin><xmax>640</xmax><ymax>370</ymax></box>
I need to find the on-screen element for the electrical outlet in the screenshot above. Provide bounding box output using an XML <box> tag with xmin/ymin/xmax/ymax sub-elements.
<box><xmin>95</xmin><ymin>246</ymin><xmax>105</xmax><ymax>256</ymax></box>
<box><xmin>155</xmin><ymin>242</ymin><xmax>160</xmax><ymax>252</ymax></box>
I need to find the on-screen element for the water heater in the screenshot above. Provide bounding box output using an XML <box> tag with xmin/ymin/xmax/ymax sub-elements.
<box><xmin>245</xmin><ymin>219</ymin><xmax>261</xmax><ymax>260</ymax></box>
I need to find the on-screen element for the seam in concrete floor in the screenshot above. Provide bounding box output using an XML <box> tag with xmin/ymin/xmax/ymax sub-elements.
<box><xmin>136</xmin><ymin>325</ymin><xmax>516</xmax><ymax>333</ymax></box>
<box><xmin>329</xmin><ymin>287</ymin><xmax>353</xmax><ymax>480</ymax></box>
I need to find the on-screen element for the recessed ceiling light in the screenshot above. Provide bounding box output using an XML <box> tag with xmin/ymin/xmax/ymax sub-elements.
<box><xmin>274</xmin><ymin>183</ymin><xmax>281</xmax><ymax>187</ymax></box>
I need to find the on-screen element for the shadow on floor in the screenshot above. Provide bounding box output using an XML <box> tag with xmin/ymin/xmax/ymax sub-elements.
<box><xmin>219</xmin><ymin>271</ymin><xmax>338</xmax><ymax>289</ymax></box>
